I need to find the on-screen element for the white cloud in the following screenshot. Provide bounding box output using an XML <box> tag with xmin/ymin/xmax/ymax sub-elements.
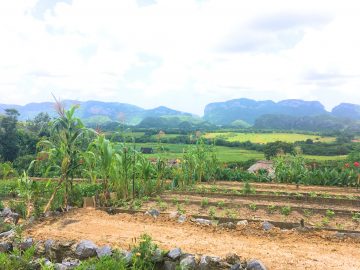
<box><xmin>0</xmin><ymin>0</ymin><xmax>360</xmax><ymax>114</ymax></box>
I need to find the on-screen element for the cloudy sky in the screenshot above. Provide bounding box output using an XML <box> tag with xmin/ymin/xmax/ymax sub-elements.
<box><xmin>0</xmin><ymin>0</ymin><xmax>360</xmax><ymax>115</ymax></box>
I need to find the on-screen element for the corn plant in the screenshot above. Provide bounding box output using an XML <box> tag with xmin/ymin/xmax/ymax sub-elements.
<box><xmin>37</xmin><ymin>103</ymin><xmax>89</xmax><ymax>213</ymax></box>
<box><xmin>17</xmin><ymin>171</ymin><xmax>34</xmax><ymax>218</ymax></box>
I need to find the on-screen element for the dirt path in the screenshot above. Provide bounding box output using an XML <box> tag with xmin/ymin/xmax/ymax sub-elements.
<box><xmin>26</xmin><ymin>209</ymin><xmax>360</xmax><ymax>270</ymax></box>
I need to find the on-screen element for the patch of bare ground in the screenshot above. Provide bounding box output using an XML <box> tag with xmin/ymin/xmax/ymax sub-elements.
<box><xmin>26</xmin><ymin>208</ymin><xmax>360</xmax><ymax>270</ymax></box>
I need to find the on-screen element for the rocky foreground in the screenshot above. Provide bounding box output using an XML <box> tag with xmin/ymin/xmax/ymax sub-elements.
<box><xmin>1</xmin><ymin>207</ymin><xmax>267</xmax><ymax>270</ymax></box>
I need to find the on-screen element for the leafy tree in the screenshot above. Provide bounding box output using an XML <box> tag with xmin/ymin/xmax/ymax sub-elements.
<box><xmin>0</xmin><ymin>109</ymin><xmax>20</xmax><ymax>162</ymax></box>
<box><xmin>26</xmin><ymin>112</ymin><xmax>51</xmax><ymax>136</ymax></box>
<box><xmin>263</xmin><ymin>141</ymin><xmax>294</xmax><ymax>160</ymax></box>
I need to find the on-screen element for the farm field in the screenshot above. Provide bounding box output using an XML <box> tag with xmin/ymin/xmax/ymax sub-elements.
<box><xmin>133</xmin><ymin>142</ymin><xmax>346</xmax><ymax>162</ymax></box>
<box><xmin>1</xmin><ymin>105</ymin><xmax>358</xmax><ymax>270</ymax></box>
<box><xmin>24</xmin><ymin>179</ymin><xmax>360</xmax><ymax>270</ymax></box>
<box><xmin>132</xmin><ymin>181</ymin><xmax>360</xmax><ymax>232</ymax></box>
<box><xmin>203</xmin><ymin>132</ymin><xmax>336</xmax><ymax>143</ymax></box>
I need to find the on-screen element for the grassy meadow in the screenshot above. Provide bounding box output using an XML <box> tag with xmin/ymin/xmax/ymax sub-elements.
<box><xmin>203</xmin><ymin>132</ymin><xmax>336</xmax><ymax>144</ymax></box>
<box><xmin>132</xmin><ymin>142</ymin><xmax>345</xmax><ymax>163</ymax></box>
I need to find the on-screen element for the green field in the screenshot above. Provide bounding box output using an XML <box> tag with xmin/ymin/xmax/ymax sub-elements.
<box><xmin>204</xmin><ymin>132</ymin><xmax>335</xmax><ymax>144</ymax></box>
<box><xmin>133</xmin><ymin>143</ymin><xmax>344</xmax><ymax>163</ymax></box>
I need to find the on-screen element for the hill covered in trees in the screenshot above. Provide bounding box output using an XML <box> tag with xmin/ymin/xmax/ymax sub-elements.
<box><xmin>2</xmin><ymin>98</ymin><xmax>360</xmax><ymax>132</ymax></box>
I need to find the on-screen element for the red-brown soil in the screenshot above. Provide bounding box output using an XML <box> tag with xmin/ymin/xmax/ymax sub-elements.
<box><xmin>26</xmin><ymin>208</ymin><xmax>360</xmax><ymax>270</ymax></box>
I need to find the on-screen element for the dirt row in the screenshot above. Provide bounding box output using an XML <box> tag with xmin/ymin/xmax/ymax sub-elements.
<box><xmin>139</xmin><ymin>199</ymin><xmax>360</xmax><ymax>231</ymax></box>
<box><xmin>160</xmin><ymin>193</ymin><xmax>360</xmax><ymax>213</ymax></box>
<box><xmin>203</xmin><ymin>181</ymin><xmax>360</xmax><ymax>196</ymax></box>
<box><xmin>25</xmin><ymin>209</ymin><xmax>360</xmax><ymax>270</ymax></box>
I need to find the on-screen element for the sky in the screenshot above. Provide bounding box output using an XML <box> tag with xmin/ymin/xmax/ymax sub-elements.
<box><xmin>0</xmin><ymin>0</ymin><xmax>360</xmax><ymax>115</ymax></box>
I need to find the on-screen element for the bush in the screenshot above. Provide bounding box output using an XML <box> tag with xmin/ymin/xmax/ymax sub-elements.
<box><xmin>8</xmin><ymin>200</ymin><xmax>27</xmax><ymax>219</ymax></box>
<box><xmin>280</xmin><ymin>206</ymin><xmax>292</xmax><ymax>216</ymax></box>
<box><xmin>131</xmin><ymin>234</ymin><xmax>160</xmax><ymax>270</ymax></box>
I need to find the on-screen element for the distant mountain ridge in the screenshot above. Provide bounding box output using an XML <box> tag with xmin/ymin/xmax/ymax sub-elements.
<box><xmin>1</xmin><ymin>98</ymin><xmax>360</xmax><ymax>127</ymax></box>
<box><xmin>204</xmin><ymin>98</ymin><xmax>328</xmax><ymax>125</ymax></box>
<box><xmin>0</xmin><ymin>100</ymin><xmax>193</xmax><ymax>125</ymax></box>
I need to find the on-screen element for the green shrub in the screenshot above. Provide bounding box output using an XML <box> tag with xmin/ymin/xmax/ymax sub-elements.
<box><xmin>325</xmin><ymin>209</ymin><xmax>335</xmax><ymax>219</ymax></box>
<box><xmin>267</xmin><ymin>205</ymin><xmax>277</xmax><ymax>214</ymax></box>
<box><xmin>242</xmin><ymin>181</ymin><xmax>255</xmax><ymax>195</ymax></box>
<box><xmin>158</xmin><ymin>202</ymin><xmax>168</xmax><ymax>211</ymax></box>
<box><xmin>176</xmin><ymin>203</ymin><xmax>185</xmax><ymax>214</ymax></box>
<box><xmin>217</xmin><ymin>201</ymin><xmax>225</xmax><ymax>208</ymax></box>
<box><xmin>8</xmin><ymin>200</ymin><xmax>27</xmax><ymax>219</ymax></box>
<box><xmin>249</xmin><ymin>203</ymin><xmax>257</xmax><ymax>211</ymax></box>
<box><xmin>131</xmin><ymin>234</ymin><xmax>159</xmax><ymax>270</ymax></box>
<box><xmin>352</xmin><ymin>212</ymin><xmax>360</xmax><ymax>222</ymax></box>
<box><xmin>280</xmin><ymin>206</ymin><xmax>292</xmax><ymax>216</ymax></box>
<box><xmin>208</xmin><ymin>206</ymin><xmax>216</xmax><ymax>218</ymax></box>
<box><xmin>200</xmin><ymin>198</ymin><xmax>209</xmax><ymax>208</ymax></box>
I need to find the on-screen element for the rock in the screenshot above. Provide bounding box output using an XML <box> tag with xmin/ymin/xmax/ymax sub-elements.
<box><xmin>237</xmin><ymin>220</ymin><xmax>248</xmax><ymax>226</ymax></box>
<box><xmin>45</xmin><ymin>239</ymin><xmax>55</xmax><ymax>255</ymax></box>
<box><xmin>218</xmin><ymin>222</ymin><xmax>236</xmax><ymax>229</ymax></box>
<box><xmin>335</xmin><ymin>232</ymin><xmax>360</xmax><ymax>239</ymax></box>
<box><xmin>169</xmin><ymin>211</ymin><xmax>179</xmax><ymax>219</ymax></box>
<box><xmin>35</xmin><ymin>242</ymin><xmax>46</xmax><ymax>256</ymax></box>
<box><xmin>225</xmin><ymin>253</ymin><xmax>241</xmax><ymax>265</ymax></box>
<box><xmin>122</xmin><ymin>251</ymin><xmax>133</xmax><ymax>264</ymax></box>
<box><xmin>75</xmin><ymin>240</ymin><xmax>98</xmax><ymax>259</ymax></box>
<box><xmin>163</xmin><ymin>260</ymin><xmax>177</xmax><ymax>270</ymax></box>
<box><xmin>262</xmin><ymin>221</ymin><xmax>274</xmax><ymax>231</ymax></box>
<box><xmin>0</xmin><ymin>241</ymin><xmax>13</xmax><ymax>252</ymax></box>
<box><xmin>27</xmin><ymin>216</ymin><xmax>35</xmax><ymax>224</ymax></box>
<box><xmin>18</xmin><ymin>238</ymin><xmax>33</xmax><ymax>251</ymax></box>
<box><xmin>96</xmin><ymin>245</ymin><xmax>112</xmax><ymax>258</ymax></box>
<box><xmin>178</xmin><ymin>215</ymin><xmax>187</xmax><ymax>223</ymax></box>
<box><xmin>193</xmin><ymin>218</ymin><xmax>211</xmax><ymax>225</ymax></box>
<box><xmin>54</xmin><ymin>258</ymin><xmax>80</xmax><ymax>270</ymax></box>
<box><xmin>230</xmin><ymin>263</ymin><xmax>242</xmax><ymax>270</ymax></box>
<box><xmin>54</xmin><ymin>263</ymin><xmax>69</xmax><ymax>270</ymax></box>
<box><xmin>0</xmin><ymin>230</ymin><xmax>14</xmax><ymax>239</ymax></box>
<box><xmin>34</xmin><ymin>258</ymin><xmax>52</xmax><ymax>268</ymax></box>
<box><xmin>247</xmin><ymin>259</ymin><xmax>267</xmax><ymax>270</ymax></box>
<box><xmin>0</xmin><ymin>208</ymin><xmax>19</xmax><ymax>225</ymax></box>
<box><xmin>167</xmin><ymin>248</ymin><xmax>182</xmax><ymax>260</ymax></box>
<box><xmin>146</xmin><ymin>209</ymin><xmax>160</xmax><ymax>218</ymax></box>
<box><xmin>42</xmin><ymin>258</ymin><xmax>53</xmax><ymax>267</ymax></box>
<box><xmin>61</xmin><ymin>258</ymin><xmax>80</xmax><ymax>268</ymax></box>
<box><xmin>44</xmin><ymin>211</ymin><xmax>54</xmax><ymax>218</ymax></box>
<box><xmin>180</xmin><ymin>255</ymin><xmax>196</xmax><ymax>270</ymax></box>
<box><xmin>199</xmin><ymin>255</ymin><xmax>222</xmax><ymax>269</ymax></box>
<box><xmin>0</xmin><ymin>208</ymin><xmax>12</xmax><ymax>217</ymax></box>
<box><xmin>152</xmin><ymin>248</ymin><xmax>164</xmax><ymax>262</ymax></box>
<box><xmin>7</xmin><ymin>213</ymin><xmax>20</xmax><ymax>225</ymax></box>
<box><xmin>48</xmin><ymin>241</ymin><xmax>76</xmax><ymax>262</ymax></box>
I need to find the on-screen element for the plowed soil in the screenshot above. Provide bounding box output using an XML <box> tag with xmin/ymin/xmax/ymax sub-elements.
<box><xmin>204</xmin><ymin>182</ymin><xmax>360</xmax><ymax>196</ymax></box>
<box><xmin>26</xmin><ymin>208</ymin><xmax>360</xmax><ymax>270</ymax></box>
